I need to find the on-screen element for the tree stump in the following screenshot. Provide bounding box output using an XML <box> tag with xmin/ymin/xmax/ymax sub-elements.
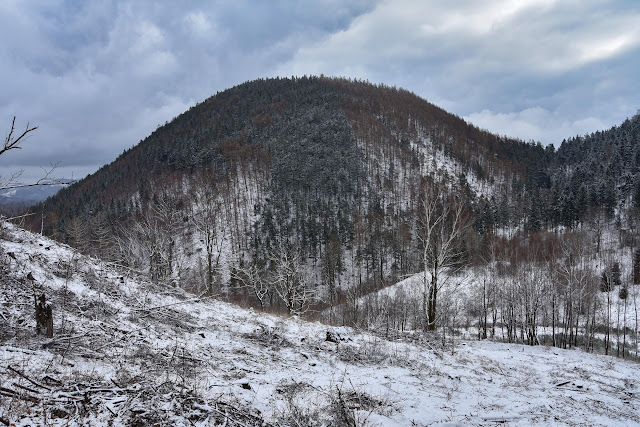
<box><xmin>35</xmin><ymin>294</ymin><xmax>53</xmax><ymax>338</ymax></box>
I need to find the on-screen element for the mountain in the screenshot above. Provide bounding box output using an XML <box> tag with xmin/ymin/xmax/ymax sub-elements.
<box><xmin>22</xmin><ymin>77</ymin><xmax>546</xmax><ymax>299</ymax></box>
<box><xmin>0</xmin><ymin>185</ymin><xmax>62</xmax><ymax>203</ymax></box>
<box><xmin>529</xmin><ymin>112</ymin><xmax>640</xmax><ymax>229</ymax></box>
<box><xmin>17</xmin><ymin>77</ymin><xmax>640</xmax><ymax>328</ymax></box>
<box><xmin>2</xmin><ymin>223</ymin><xmax>639</xmax><ymax>425</ymax></box>
<box><xmin>0</xmin><ymin>182</ymin><xmax>67</xmax><ymax>216</ymax></box>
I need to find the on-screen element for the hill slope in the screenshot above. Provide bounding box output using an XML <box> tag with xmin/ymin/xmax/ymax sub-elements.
<box><xmin>23</xmin><ymin>77</ymin><xmax>550</xmax><ymax>310</ymax></box>
<box><xmin>2</xmin><ymin>224</ymin><xmax>640</xmax><ymax>426</ymax></box>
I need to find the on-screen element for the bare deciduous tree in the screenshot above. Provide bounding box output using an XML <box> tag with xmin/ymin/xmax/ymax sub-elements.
<box><xmin>191</xmin><ymin>183</ymin><xmax>224</xmax><ymax>293</ymax></box>
<box><xmin>417</xmin><ymin>183</ymin><xmax>471</xmax><ymax>331</ymax></box>
<box><xmin>231</xmin><ymin>262</ymin><xmax>271</xmax><ymax>311</ymax></box>
<box><xmin>269</xmin><ymin>242</ymin><xmax>313</xmax><ymax>315</ymax></box>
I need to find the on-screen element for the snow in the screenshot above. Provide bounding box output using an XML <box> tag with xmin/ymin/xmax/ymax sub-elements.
<box><xmin>1</xmin><ymin>223</ymin><xmax>640</xmax><ymax>426</ymax></box>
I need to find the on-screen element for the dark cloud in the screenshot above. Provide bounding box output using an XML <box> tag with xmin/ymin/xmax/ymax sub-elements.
<box><xmin>1</xmin><ymin>0</ymin><xmax>639</xmax><ymax>183</ymax></box>
<box><xmin>0</xmin><ymin>0</ymin><xmax>376</xmax><ymax>182</ymax></box>
<box><xmin>281</xmin><ymin>0</ymin><xmax>640</xmax><ymax>144</ymax></box>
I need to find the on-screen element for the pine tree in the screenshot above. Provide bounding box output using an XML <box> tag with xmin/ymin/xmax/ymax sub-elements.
<box><xmin>619</xmin><ymin>286</ymin><xmax>629</xmax><ymax>300</ymax></box>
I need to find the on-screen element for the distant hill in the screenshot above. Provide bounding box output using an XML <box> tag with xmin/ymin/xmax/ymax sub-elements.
<box><xmin>24</xmin><ymin>78</ymin><xmax>545</xmax><ymax>292</ymax></box>
<box><xmin>19</xmin><ymin>76</ymin><xmax>640</xmax><ymax>315</ymax></box>
<box><xmin>0</xmin><ymin>182</ymin><xmax>67</xmax><ymax>216</ymax></box>
<box><xmin>0</xmin><ymin>183</ymin><xmax>65</xmax><ymax>202</ymax></box>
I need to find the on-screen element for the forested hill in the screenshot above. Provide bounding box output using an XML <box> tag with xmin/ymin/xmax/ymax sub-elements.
<box><xmin>512</xmin><ymin>112</ymin><xmax>640</xmax><ymax>233</ymax></box>
<box><xmin>548</xmin><ymin>113</ymin><xmax>640</xmax><ymax>225</ymax></box>
<box><xmin>36</xmin><ymin>76</ymin><xmax>549</xmax><ymax>227</ymax></box>
<box><xmin>20</xmin><ymin>76</ymin><xmax>638</xmax><ymax>314</ymax></box>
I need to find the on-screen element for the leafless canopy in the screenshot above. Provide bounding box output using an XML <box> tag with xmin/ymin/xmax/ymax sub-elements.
<box><xmin>1</xmin><ymin>116</ymin><xmax>73</xmax><ymax>191</ymax></box>
<box><xmin>2</xmin><ymin>116</ymin><xmax>38</xmax><ymax>157</ymax></box>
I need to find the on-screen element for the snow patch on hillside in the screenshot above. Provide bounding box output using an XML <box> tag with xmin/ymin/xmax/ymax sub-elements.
<box><xmin>1</xmin><ymin>223</ymin><xmax>639</xmax><ymax>426</ymax></box>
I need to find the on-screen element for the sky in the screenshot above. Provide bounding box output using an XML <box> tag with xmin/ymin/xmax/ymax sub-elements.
<box><xmin>1</xmin><ymin>0</ymin><xmax>639</xmax><ymax>183</ymax></box>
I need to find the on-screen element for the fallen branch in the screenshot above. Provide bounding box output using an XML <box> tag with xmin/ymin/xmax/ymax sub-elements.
<box><xmin>4</xmin><ymin>212</ymin><xmax>37</xmax><ymax>222</ymax></box>
<box><xmin>42</xmin><ymin>375</ymin><xmax>62</xmax><ymax>385</ymax></box>
<box><xmin>208</xmin><ymin>405</ymin><xmax>252</xmax><ymax>427</ymax></box>
<box><xmin>1</xmin><ymin>346</ymin><xmax>39</xmax><ymax>355</ymax></box>
<box><xmin>52</xmin><ymin>391</ymin><xmax>84</xmax><ymax>402</ymax></box>
<box><xmin>12</xmin><ymin>382</ymin><xmax>40</xmax><ymax>395</ymax></box>
<box><xmin>7</xmin><ymin>365</ymin><xmax>51</xmax><ymax>391</ymax></box>
<box><xmin>209</xmin><ymin>404</ymin><xmax>276</xmax><ymax>427</ymax></box>
<box><xmin>62</xmin><ymin>385</ymin><xmax>138</xmax><ymax>396</ymax></box>
<box><xmin>160</xmin><ymin>350</ymin><xmax>204</xmax><ymax>363</ymax></box>
<box><xmin>47</xmin><ymin>332</ymin><xmax>90</xmax><ymax>343</ymax></box>
<box><xmin>93</xmin><ymin>335</ymin><xmax>129</xmax><ymax>352</ymax></box>
<box><xmin>481</xmin><ymin>414</ymin><xmax>521</xmax><ymax>423</ymax></box>
<box><xmin>132</xmin><ymin>297</ymin><xmax>204</xmax><ymax>312</ymax></box>
<box><xmin>0</xmin><ymin>386</ymin><xmax>40</xmax><ymax>403</ymax></box>
<box><xmin>105</xmin><ymin>404</ymin><xmax>117</xmax><ymax>416</ymax></box>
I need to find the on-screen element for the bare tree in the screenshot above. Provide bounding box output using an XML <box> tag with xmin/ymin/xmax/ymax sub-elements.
<box><xmin>231</xmin><ymin>262</ymin><xmax>271</xmax><ymax>311</ymax></box>
<box><xmin>117</xmin><ymin>205</ymin><xmax>173</xmax><ymax>282</ymax></box>
<box><xmin>322</xmin><ymin>232</ymin><xmax>343</xmax><ymax>321</ymax></box>
<box><xmin>519</xmin><ymin>264</ymin><xmax>548</xmax><ymax>345</ymax></box>
<box><xmin>1</xmin><ymin>116</ymin><xmax>68</xmax><ymax>192</ymax></box>
<box><xmin>66</xmin><ymin>216</ymin><xmax>89</xmax><ymax>253</ymax></box>
<box><xmin>191</xmin><ymin>183</ymin><xmax>224</xmax><ymax>293</ymax></box>
<box><xmin>417</xmin><ymin>183</ymin><xmax>471</xmax><ymax>331</ymax></box>
<box><xmin>269</xmin><ymin>242</ymin><xmax>313</xmax><ymax>315</ymax></box>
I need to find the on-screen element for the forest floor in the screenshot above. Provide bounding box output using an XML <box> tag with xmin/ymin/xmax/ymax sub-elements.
<box><xmin>1</xmin><ymin>223</ymin><xmax>639</xmax><ymax>426</ymax></box>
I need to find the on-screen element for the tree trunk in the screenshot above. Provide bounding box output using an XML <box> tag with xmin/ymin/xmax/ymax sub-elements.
<box><xmin>427</xmin><ymin>279</ymin><xmax>438</xmax><ymax>331</ymax></box>
<box><xmin>35</xmin><ymin>294</ymin><xmax>53</xmax><ymax>338</ymax></box>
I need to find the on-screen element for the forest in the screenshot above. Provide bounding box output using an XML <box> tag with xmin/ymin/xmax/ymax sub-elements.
<box><xmin>16</xmin><ymin>76</ymin><xmax>640</xmax><ymax>360</ymax></box>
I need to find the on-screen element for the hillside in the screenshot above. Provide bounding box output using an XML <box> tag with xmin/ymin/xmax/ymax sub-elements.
<box><xmin>2</xmin><ymin>223</ymin><xmax>640</xmax><ymax>426</ymax></box>
<box><xmin>12</xmin><ymin>77</ymin><xmax>640</xmax><ymax>352</ymax></box>
<box><xmin>528</xmin><ymin>112</ymin><xmax>640</xmax><ymax>230</ymax></box>
<box><xmin>22</xmin><ymin>77</ymin><xmax>549</xmax><ymax>311</ymax></box>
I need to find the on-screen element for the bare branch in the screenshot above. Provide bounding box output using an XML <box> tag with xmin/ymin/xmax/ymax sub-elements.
<box><xmin>2</xmin><ymin>116</ymin><xmax>38</xmax><ymax>157</ymax></box>
<box><xmin>1</xmin><ymin>162</ymin><xmax>75</xmax><ymax>191</ymax></box>
<box><xmin>1</xmin><ymin>118</ymin><xmax>75</xmax><ymax>192</ymax></box>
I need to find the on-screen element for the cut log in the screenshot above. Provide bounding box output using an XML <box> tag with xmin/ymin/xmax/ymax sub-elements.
<box><xmin>35</xmin><ymin>294</ymin><xmax>53</xmax><ymax>338</ymax></box>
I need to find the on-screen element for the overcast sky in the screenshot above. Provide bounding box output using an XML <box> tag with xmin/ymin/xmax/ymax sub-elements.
<box><xmin>1</xmin><ymin>0</ymin><xmax>639</xmax><ymax>183</ymax></box>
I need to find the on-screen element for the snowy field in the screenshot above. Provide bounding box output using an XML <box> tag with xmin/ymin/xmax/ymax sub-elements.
<box><xmin>1</xmin><ymin>224</ymin><xmax>640</xmax><ymax>426</ymax></box>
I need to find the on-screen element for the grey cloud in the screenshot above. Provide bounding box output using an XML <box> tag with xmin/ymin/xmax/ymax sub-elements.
<box><xmin>1</xmin><ymin>0</ymin><xmax>639</xmax><ymax>184</ymax></box>
<box><xmin>1</xmin><ymin>1</ymin><xmax>377</xmax><ymax>182</ymax></box>
<box><xmin>280</xmin><ymin>0</ymin><xmax>640</xmax><ymax>143</ymax></box>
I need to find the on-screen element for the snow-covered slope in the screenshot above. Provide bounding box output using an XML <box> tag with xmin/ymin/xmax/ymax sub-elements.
<box><xmin>1</xmin><ymin>223</ymin><xmax>639</xmax><ymax>426</ymax></box>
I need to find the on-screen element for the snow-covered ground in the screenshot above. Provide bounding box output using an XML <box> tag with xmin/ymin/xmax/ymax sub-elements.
<box><xmin>1</xmin><ymin>223</ymin><xmax>639</xmax><ymax>426</ymax></box>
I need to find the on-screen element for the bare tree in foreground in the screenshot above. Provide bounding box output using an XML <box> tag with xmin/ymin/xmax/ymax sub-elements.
<box><xmin>418</xmin><ymin>183</ymin><xmax>471</xmax><ymax>331</ymax></box>
<box><xmin>1</xmin><ymin>116</ymin><xmax>69</xmax><ymax>192</ymax></box>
